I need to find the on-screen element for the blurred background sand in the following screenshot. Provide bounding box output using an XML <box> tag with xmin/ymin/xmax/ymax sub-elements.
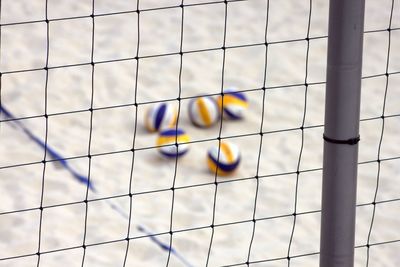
<box><xmin>0</xmin><ymin>0</ymin><xmax>399</xmax><ymax>266</ymax></box>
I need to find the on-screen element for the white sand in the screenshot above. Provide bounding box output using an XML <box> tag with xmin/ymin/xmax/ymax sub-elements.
<box><xmin>0</xmin><ymin>0</ymin><xmax>399</xmax><ymax>266</ymax></box>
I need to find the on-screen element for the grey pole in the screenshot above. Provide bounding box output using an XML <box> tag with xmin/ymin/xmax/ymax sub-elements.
<box><xmin>320</xmin><ymin>0</ymin><xmax>365</xmax><ymax>267</ymax></box>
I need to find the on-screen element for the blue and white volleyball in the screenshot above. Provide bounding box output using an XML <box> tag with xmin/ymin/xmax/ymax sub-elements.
<box><xmin>157</xmin><ymin>128</ymin><xmax>190</xmax><ymax>158</ymax></box>
<box><xmin>217</xmin><ymin>89</ymin><xmax>248</xmax><ymax>119</ymax></box>
<box><xmin>145</xmin><ymin>103</ymin><xmax>177</xmax><ymax>132</ymax></box>
<box><xmin>207</xmin><ymin>141</ymin><xmax>240</xmax><ymax>175</ymax></box>
<box><xmin>188</xmin><ymin>96</ymin><xmax>220</xmax><ymax>127</ymax></box>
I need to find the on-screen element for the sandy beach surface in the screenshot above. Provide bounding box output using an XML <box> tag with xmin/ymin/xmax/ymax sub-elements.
<box><xmin>0</xmin><ymin>0</ymin><xmax>399</xmax><ymax>266</ymax></box>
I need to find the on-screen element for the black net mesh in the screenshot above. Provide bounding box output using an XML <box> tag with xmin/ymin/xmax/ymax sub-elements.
<box><xmin>0</xmin><ymin>0</ymin><xmax>399</xmax><ymax>266</ymax></box>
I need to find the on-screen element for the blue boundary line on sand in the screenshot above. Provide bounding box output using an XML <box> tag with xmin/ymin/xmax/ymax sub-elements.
<box><xmin>0</xmin><ymin>105</ymin><xmax>194</xmax><ymax>267</ymax></box>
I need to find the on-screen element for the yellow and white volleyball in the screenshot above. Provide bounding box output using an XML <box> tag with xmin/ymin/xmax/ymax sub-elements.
<box><xmin>207</xmin><ymin>141</ymin><xmax>240</xmax><ymax>175</ymax></box>
<box><xmin>188</xmin><ymin>96</ymin><xmax>220</xmax><ymax>127</ymax></box>
<box><xmin>156</xmin><ymin>128</ymin><xmax>190</xmax><ymax>158</ymax></box>
<box><xmin>144</xmin><ymin>102</ymin><xmax>177</xmax><ymax>132</ymax></box>
<box><xmin>217</xmin><ymin>89</ymin><xmax>248</xmax><ymax>120</ymax></box>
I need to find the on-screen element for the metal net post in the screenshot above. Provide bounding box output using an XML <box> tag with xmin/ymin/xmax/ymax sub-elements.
<box><xmin>320</xmin><ymin>0</ymin><xmax>366</xmax><ymax>266</ymax></box>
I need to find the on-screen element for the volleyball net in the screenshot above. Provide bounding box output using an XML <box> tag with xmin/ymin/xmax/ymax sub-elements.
<box><xmin>0</xmin><ymin>0</ymin><xmax>399</xmax><ymax>266</ymax></box>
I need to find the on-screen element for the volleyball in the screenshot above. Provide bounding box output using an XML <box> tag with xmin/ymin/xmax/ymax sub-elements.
<box><xmin>207</xmin><ymin>141</ymin><xmax>240</xmax><ymax>175</ymax></box>
<box><xmin>144</xmin><ymin>102</ymin><xmax>177</xmax><ymax>132</ymax></box>
<box><xmin>157</xmin><ymin>128</ymin><xmax>190</xmax><ymax>158</ymax></box>
<box><xmin>217</xmin><ymin>89</ymin><xmax>248</xmax><ymax>119</ymax></box>
<box><xmin>188</xmin><ymin>96</ymin><xmax>220</xmax><ymax>127</ymax></box>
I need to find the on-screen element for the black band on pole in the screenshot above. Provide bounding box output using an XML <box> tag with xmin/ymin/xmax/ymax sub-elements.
<box><xmin>323</xmin><ymin>134</ymin><xmax>360</xmax><ymax>145</ymax></box>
